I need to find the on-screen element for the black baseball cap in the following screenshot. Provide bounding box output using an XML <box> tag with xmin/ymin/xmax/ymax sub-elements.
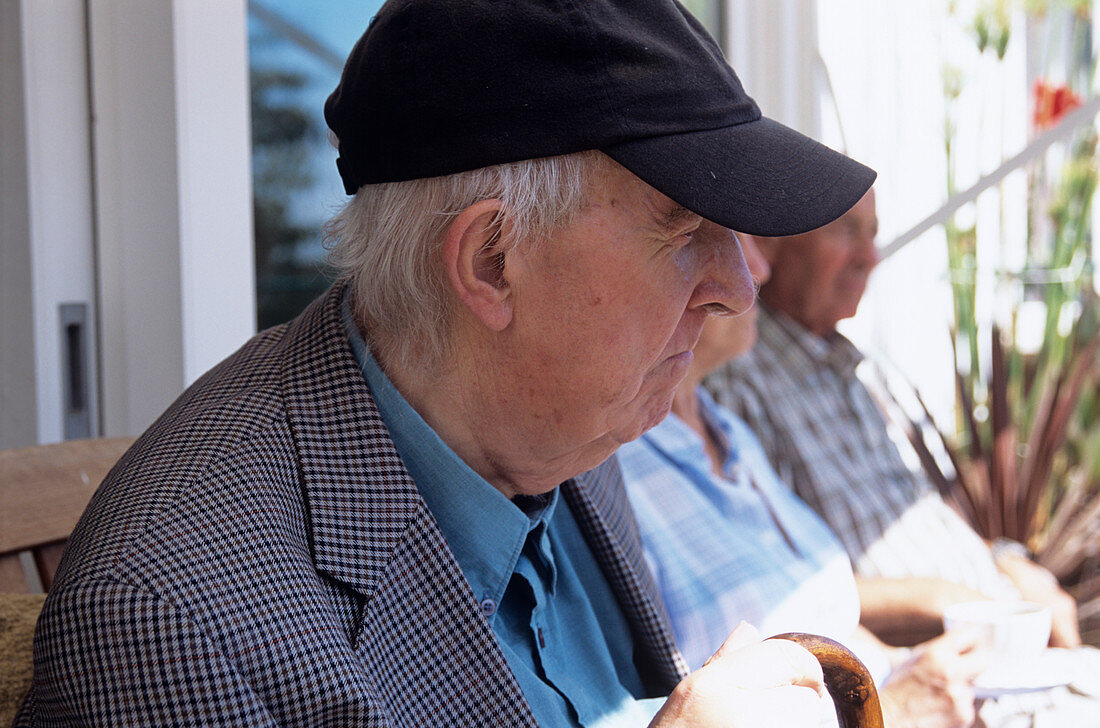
<box><xmin>324</xmin><ymin>0</ymin><xmax>876</xmax><ymax>237</ymax></box>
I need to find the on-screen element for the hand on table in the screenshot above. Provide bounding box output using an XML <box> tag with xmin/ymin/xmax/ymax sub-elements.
<box><xmin>879</xmin><ymin>629</ymin><xmax>987</xmax><ymax>728</ymax></box>
<box><xmin>650</xmin><ymin>622</ymin><xmax>827</xmax><ymax>728</ymax></box>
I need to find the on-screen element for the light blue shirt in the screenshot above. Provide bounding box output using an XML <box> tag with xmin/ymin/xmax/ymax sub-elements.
<box><xmin>342</xmin><ymin>299</ymin><xmax>662</xmax><ymax>727</ymax></box>
<box><xmin>617</xmin><ymin>387</ymin><xmax>862</xmax><ymax>671</ymax></box>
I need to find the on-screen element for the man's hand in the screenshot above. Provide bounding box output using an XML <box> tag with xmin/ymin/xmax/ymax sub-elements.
<box><xmin>650</xmin><ymin>623</ymin><xmax>827</xmax><ymax>727</ymax></box>
<box><xmin>856</xmin><ymin>577</ymin><xmax>991</xmax><ymax>646</ymax></box>
<box><xmin>879</xmin><ymin>629</ymin><xmax>986</xmax><ymax>728</ymax></box>
<box><xmin>994</xmin><ymin>552</ymin><xmax>1081</xmax><ymax>648</ymax></box>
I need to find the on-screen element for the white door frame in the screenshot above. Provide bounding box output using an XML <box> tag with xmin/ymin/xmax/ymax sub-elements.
<box><xmin>1</xmin><ymin>0</ymin><xmax>255</xmax><ymax>447</ymax></box>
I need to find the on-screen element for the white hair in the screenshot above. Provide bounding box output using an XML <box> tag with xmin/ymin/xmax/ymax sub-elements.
<box><xmin>324</xmin><ymin>150</ymin><xmax>607</xmax><ymax>377</ymax></box>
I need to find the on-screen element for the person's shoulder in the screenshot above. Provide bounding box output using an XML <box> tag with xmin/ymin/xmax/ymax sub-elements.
<box><xmin>56</xmin><ymin>378</ymin><xmax>299</xmax><ymax>588</ymax></box>
<box><xmin>723</xmin><ymin>347</ymin><xmax>775</xmax><ymax>384</ymax></box>
<box><xmin>52</xmin><ymin>301</ymin><xmax>340</xmax><ymax>594</ymax></box>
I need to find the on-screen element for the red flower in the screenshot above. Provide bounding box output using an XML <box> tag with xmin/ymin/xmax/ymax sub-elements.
<box><xmin>1033</xmin><ymin>78</ymin><xmax>1082</xmax><ymax>130</ymax></box>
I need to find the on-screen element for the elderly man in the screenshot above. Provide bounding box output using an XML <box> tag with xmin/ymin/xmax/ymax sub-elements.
<box><xmin>16</xmin><ymin>1</ymin><xmax>874</xmax><ymax>726</ymax></box>
<box><xmin>710</xmin><ymin>189</ymin><xmax>1100</xmax><ymax>726</ymax></box>
<box><xmin>708</xmin><ymin>189</ymin><xmax>1079</xmax><ymax>646</ymax></box>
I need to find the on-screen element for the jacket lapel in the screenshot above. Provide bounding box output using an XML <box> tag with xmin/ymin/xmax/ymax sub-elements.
<box><xmin>563</xmin><ymin>457</ymin><xmax>689</xmax><ymax>694</ymax></box>
<box><xmin>277</xmin><ymin>285</ymin><xmax>535</xmax><ymax>727</ymax></box>
<box><xmin>278</xmin><ymin>284</ymin><xmax>419</xmax><ymax>597</ymax></box>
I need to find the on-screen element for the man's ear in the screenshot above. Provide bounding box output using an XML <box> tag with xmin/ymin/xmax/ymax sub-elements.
<box><xmin>442</xmin><ymin>198</ymin><xmax>514</xmax><ymax>331</ymax></box>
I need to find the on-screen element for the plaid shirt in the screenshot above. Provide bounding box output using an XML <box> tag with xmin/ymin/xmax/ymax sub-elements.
<box><xmin>707</xmin><ymin>304</ymin><xmax>1015</xmax><ymax>600</ymax></box>
<box><xmin>17</xmin><ymin>284</ymin><xmax>685</xmax><ymax>727</ymax></box>
<box><xmin>617</xmin><ymin>389</ymin><xmax>860</xmax><ymax>671</ymax></box>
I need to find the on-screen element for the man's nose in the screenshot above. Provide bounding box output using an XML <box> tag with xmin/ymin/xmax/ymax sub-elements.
<box><xmin>689</xmin><ymin>222</ymin><xmax>755</xmax><ymax>316</ymax></box>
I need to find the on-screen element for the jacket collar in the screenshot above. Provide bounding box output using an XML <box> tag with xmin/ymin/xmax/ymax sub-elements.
<box><xmin>278</xmin><ymin>283</ymin><xmax>423</xmax><ymax>596</ymax></box>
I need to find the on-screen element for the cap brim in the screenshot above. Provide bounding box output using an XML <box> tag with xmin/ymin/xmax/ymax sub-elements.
<box><xmin>603</xmin><ymin>117</ymin><xmax>876</xmax><ymax>237</ymax></box>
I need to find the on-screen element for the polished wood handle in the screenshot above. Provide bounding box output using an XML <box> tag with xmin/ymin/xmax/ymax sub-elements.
<box><xmin>770</xmin><ymin>632</ymin><xmax>884</xmax><ymax>728</ymax></box>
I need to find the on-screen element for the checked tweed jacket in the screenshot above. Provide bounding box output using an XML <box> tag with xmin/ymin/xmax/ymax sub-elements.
<box><xmin>16</xmin><ymin>284</ymin><xmax>687</xmax><ymax>727</ymax></box>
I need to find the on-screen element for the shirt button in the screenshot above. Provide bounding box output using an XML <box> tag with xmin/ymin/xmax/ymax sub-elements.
<box><xmin>479</xmin><ymin>598</ymin><xmax>497</xmax><ymax>616</ymax></box>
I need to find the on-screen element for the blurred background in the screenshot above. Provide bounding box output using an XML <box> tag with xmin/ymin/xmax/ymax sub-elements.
<box><xmin>3</xmin><ymin>0</ymin><xmax>1098</xmax><ymax>639</ymax></box>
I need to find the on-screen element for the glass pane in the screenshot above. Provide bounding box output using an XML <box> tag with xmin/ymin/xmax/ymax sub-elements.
<box><xmin>680</xmin><ymin>0</ymin><xmax>724</xmax><ymax>45</ymax></box>
<box><xmin>249</xmin><ymin>1</ymin><xmax>384</xmax><ymax>329</ymax></box>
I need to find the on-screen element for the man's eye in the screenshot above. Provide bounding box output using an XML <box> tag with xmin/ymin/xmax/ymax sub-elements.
<box><xmin>679</xmin><ymin>225</ymin><xmax>701</xmax><ymax>243</ymax></box>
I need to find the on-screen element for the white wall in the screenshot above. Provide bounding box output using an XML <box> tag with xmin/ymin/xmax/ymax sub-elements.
<box><xmin>725</xmin><ymin>0</ymin><xmax>820</xmax><ymax>138</ymax></box>
<box><xmin>1</xmin><ymin>0</ymin><xmax>99</xmax><ymax>447</ymax></box>
<box><xmin>720</xmin><ymin>0</ymin><xmax>988</xmax><ymax>424</ymax></box>
<box><xmin>816</xmin><ymin>0</ymin><xmax>1031</xmax><ymax>426</ymax></box>
<box><xmin>172</xmin><ymin>1</ymin><xmax>256</xmax><ymax>386</ymax></box>
<box><xmin>817</xmin><ymin>0</ymin><xmax>956</xmax><ymax>422</ymax></box>
<box><xmin>0</xmin><ymin>0</ymin><xmax>38</xmax><ymax>448</ymax></box>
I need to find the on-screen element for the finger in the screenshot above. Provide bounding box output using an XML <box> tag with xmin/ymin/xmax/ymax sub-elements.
<box><xmin>946</xmin><ymin>681</ymin><xmax>978</xmax><ymax>725</ymax></box>
<box><xmin>923</xmin><ymin>632</ymin><xmax>992</xmax><ymax>681</ymax></box>
<box><xmin>704</xmin><ymin>621</ymin><xmax>761</xmax><ymax>666</ymax></box>
<box><xmin>949</xmin><ymin>650</ymin><xmax>991</xmax><ymax>683</ymax></box>
<box><xmin>1051</xmin><ymin>614</ymin><xmax>1082</xmax><ymax>648</ymax></box>
<box><xmin>706</xmin><ymin>638</ymin><xmax>826</xmax><ymax>697</ymax></box>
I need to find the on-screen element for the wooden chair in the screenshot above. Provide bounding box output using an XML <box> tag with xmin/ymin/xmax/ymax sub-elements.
<box><xmin>0</xmin><ymin>437</ymin><xmax>134</xmax><ymax>593</ymax></box>
<box><xmin>0</xmin><ymin>437</ymin><xmax>133</xmax><ymax>723</ymax></box>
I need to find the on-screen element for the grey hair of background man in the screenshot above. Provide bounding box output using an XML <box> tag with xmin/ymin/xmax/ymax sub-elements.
<box><xmin>324</xmin><ymin>150</ymin><xmax>607</xmax><ymax>377</ymax></box>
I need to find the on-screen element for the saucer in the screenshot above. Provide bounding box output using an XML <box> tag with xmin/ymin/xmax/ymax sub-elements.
<box><xmin>973</xmin><ymin>651</ymin><xmax>1075</xmax><ymax>698</ymax></box>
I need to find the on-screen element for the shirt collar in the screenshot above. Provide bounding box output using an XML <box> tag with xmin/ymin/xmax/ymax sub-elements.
<box><xmin>340</xmin><ymin>294</ymin><xmax>557</xmax><ymax>610</ymax></box>
<box><xmin>758</xmin><ymin>302</ymin><xmax>864</xmax><ymax>380</ymax></box>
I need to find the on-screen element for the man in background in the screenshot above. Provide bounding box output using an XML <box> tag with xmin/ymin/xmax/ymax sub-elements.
<box><xmin>708</xmin><ymin>189</ymin><xmax>1078</xmax><ymax>646</ymax></box>
<box><xmin>710</xmin><ymin>189</ymin><xmax>1100</xmax><ymax>726</ymax></box>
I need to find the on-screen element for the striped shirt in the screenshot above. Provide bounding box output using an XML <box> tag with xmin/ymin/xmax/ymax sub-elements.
<box><xmin>617</xmin><ymin>388</ymin><xmax>861</xmax><ymax>671</ymax></box>
<box><xmin>708</xmin><ymin>304</ymin><xmax>1016</xmax><ymax>600</ymax></box>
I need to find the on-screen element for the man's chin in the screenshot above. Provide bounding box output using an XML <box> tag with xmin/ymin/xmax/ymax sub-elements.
<box><xmin>613</xmin><ymin>396</ymin><xmax>677</xmax><ymax>447</ymax></box>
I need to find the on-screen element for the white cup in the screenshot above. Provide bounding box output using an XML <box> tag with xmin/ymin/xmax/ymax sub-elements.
<box><xmin>943</xmin><ymin>600</ymin><xmax>1051</xmax><ymax>658</ymax></box>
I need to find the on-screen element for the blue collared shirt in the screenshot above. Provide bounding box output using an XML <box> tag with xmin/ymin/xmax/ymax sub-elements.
<box><xmin>342</xmin><ymin>299</ymin><xmax>662</xmax><ymax>727</ymax></box>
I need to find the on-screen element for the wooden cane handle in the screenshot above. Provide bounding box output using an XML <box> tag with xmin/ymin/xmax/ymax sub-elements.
<box><xmin>770</xmin><ymin>632</ymin><xmax>885</xmax><ymax>728</ymax></box>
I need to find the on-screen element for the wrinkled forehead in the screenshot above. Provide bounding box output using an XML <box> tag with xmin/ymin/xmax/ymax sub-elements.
<box><xmin>589</xmin><ymin>159</ymin><xmax>706</xmax><ymax>233</ymax></box>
